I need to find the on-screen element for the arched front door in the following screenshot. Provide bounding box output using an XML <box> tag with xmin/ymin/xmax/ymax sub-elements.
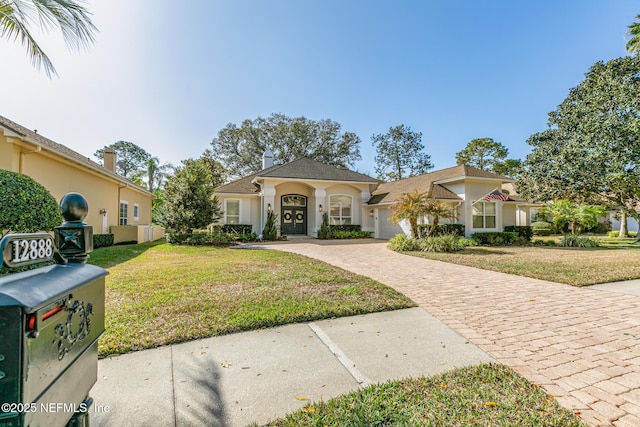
<box><xmin>281</xmin><ymin>195</ymin><xmax>307</xmax><ymax>235</ymax></box>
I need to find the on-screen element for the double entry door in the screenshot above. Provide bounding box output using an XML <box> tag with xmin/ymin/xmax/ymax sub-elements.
<box><xmin>280</xmin><ymin>194</ymin><xmax>307</xmax><ymax>235</ymax></box>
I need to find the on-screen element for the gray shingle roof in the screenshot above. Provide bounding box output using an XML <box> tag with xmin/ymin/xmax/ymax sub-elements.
<box><xmin>368</xmin><ymin>164</ymin><xmax>513</xmax><ymax>205</ymax></box>
<box><xmin>215</xmin><ymin>157</ymin><xmax>377</xmax><ymax>194</ymax></box>
<box><xmin>0</xmin><ymin>115</ymin><xmax>153</xmax><ymax>195</ymax></box>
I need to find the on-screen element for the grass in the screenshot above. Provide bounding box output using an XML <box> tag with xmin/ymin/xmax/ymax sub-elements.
<box><xmin>405</xmin><ymin>241</ymin><xmax>640</xmax><ymax>286</ymax></box>
<box><xmin>259</xmin><ymin>364</ymin><xmax>586</xmax><ymax>427</ymax></box>
<box><xmin>88</xmin><ymin>241</ymin><xmax>415</xmax><ymax>357</ymax></box>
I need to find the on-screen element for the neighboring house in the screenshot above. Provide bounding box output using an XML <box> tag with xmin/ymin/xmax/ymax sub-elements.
<box><xmin>0</xmin><ymin>115</ymin><xmax>164</xmax><ymax>244</ymax></box>
<box><xmin>215</xmin><ymin>154</ymin><xmax>540</xmax><ymax>239</ymax></box>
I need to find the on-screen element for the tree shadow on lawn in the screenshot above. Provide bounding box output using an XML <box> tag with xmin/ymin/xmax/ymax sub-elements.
<box><xmin>88</xmin><ymin>239</ymin><xmax>166</xmax><ymax>269</ymax></box>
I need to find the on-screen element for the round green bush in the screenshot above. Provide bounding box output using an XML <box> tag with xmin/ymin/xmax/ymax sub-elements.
<box><xmin>0</xmin><ymin>170</ymin><xmax>62</xmax><ymax>234</ymax></box>
<box><xmin>531</xmin><ymin>221</ymin><xmax>553</xmax><ymax>236</ymax></box>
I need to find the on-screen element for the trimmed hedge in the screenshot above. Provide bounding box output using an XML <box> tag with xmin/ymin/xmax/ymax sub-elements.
<box><xmin>330</xmin><ymin>224</ymin><xmax>361</xmax><ymax>233</ymax></box>
<box><xmin>222</xmin><ymin>224</ymin><xmax>253</xmax><ymax>235</ymax></box>
<box><xmin>417</xmin><ymin>224</ymin><xmax>465</xmax><ymax>237</ymax></box>
<box><xmin>94</xmin><ymin>234</ymin><xmax>114</xmax><ymax>248</ymax></box>
<box><xmin>471</xmin><ymin>231</ymin><xmax>523</xmax><ymax>246</ymax></box>
<box><xmin>607</xmin><ymin>230</ymin><xmax>638</xmax><ymax>238</ymax></box>
<box><xmin>167</xmin><ymin>232</ymin><xmax>231</xmax><ymax>246</ymax></box>
<box><xmin>531</xmin><ymin>221</ymin><xmax>553</xmax><ymax>236</ymax></box>
<box><xmin>331</xmin><ymin>230</ymin><xmax>372</xmax><ymax>239</ymax></box>
<box><xmin>504</xmin><ymin>225</ymin><xmax>533</xmax><ymax>242</ymax></box>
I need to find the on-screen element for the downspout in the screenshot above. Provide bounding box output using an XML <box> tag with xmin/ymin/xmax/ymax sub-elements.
<box><xmin>19</xmin><ymin>145</ymin><xmax>42</xmax><ymax>173</ymax></box>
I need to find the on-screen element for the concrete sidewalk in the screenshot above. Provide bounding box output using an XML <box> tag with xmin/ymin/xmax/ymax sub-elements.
<box><xmin>90</xmin><ymin>308</ymin><xmax>494</xmax><ymax>426</ymax></box>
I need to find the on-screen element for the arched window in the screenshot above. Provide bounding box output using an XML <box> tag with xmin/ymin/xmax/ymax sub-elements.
<box><xmin>330</xmin><ymin>195</ymin><xmax>352</xmax><ymax>225</ymax></box>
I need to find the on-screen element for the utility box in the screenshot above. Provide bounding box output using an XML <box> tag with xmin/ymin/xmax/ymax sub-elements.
<box><xmin>0</xmin><ymin>193</ymin><xmax>107</xmax><ymax>427</ymax></box>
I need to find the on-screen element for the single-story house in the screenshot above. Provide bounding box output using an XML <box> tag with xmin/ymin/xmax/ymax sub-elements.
<box><xmin>215</xmin><ymin>154</ymin><xmax>540</xmax><ymax>239</ymax></box>
<box><xmin>0</xmin><ymin>115</ymin><xmax>164</xmax><ymax>244</ymax></box>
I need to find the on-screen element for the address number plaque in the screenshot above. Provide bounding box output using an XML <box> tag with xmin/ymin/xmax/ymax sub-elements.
<box><xmin>0</xmin><ymin>233</ymin><xmax>55</xmax><ymax>268</ymax></box>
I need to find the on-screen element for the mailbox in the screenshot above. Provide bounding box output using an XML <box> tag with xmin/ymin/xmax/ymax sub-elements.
<box><xmin>0</xmin><ymin>193</ymin><xmax>107</xmax><ymax>427</ymax></box>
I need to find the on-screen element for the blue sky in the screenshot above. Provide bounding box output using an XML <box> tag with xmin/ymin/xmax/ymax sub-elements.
<box><xmin>2</xmin><ymin>0</ymin><xmax>638</xmax><ymax>177</ymax></box>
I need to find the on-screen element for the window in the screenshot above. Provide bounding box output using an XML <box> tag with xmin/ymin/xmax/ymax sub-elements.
<box><xmin>330</xmin><ymin>195</ymin><xmax>352</xmax><ymax>225</ymax></box>
<box><xmin>134</xmin><ymin>204</ymin><xmax>139</xmax><ymax>221</ymax></box>
<box><xmin>472</xmin><ymin>201</ymin><xmax>496</xmax><ymax>229</ymax></box>
<box><xmin>119</xmin><ymin>201</ymin><xmax>128</xmax><ymax>225</ymax></box>
<box><xmin>225</xmin><ymin>200</ymin><xmax>240</xmax><ymax>224</ymax></box>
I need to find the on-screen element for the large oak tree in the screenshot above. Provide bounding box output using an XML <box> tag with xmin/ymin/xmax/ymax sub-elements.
<box><xmin>371</xmin><ymin>124</ymin><xmax>433</xmax><ymax>181</ymax></box>
<box><xmin>210</xmin><ymin>113</ymin><xmax>361</xmax><ymax>178</ymax></box>
<box><xmin>516</xmin><ymin>55</ymin><xmax>640</xmax><ymax>236</ymax></box>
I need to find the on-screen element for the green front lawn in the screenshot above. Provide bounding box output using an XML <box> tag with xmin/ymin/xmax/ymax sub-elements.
<box><xmin>407</xmin><ymin>243</ymin><xmax>640</xmax><ymax>286</ymax></box>
<box><xmin>88</xmin><ymin>241</ymin><xmax>414</xmax><ymax>357</ymax></box>
<box><xmin>260</xmin><ymin>364</ymin><xmax>585</xmax><ymax>427</ymax></box>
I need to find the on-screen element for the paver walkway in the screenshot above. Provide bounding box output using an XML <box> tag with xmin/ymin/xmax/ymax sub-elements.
<box><xmin>258</xmin><ymin>239</ymin><xmax>640</xmax><ymax>427</ymax></box>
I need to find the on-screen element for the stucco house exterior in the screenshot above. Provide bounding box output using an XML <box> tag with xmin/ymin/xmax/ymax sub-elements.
<box><xmin>215</xmin><ymin>154</ymin><xmax>540</xmax><ymax>239</ymax></box>
<box><xmin>0</xmin><ymin>115</ymin><xmax>164</xmax><ymax>244</ymax></box>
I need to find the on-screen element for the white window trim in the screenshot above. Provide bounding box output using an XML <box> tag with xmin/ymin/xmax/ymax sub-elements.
<box><xmin>225</xmin><ymin>199</ymin><xmax>241</xmax><ymax>224</ymax></box>
<box><xmin>119</xmin><ymin>200</ymin><xmax>129</xmax><ymax>226</ymax></box>
<box><xmin>472</xmin><ymin>201</ymin><xmax>497</xmax><ymax>230</ymax></box>
<box><xmin>329</xmin><ymin>194</ymin><xmax>353</xmax><ymax>225</ymax></box>
<box><xmin>134</xmin><ymin>203</ymin><xmax>139</xmax><ymax>222</ymax></box>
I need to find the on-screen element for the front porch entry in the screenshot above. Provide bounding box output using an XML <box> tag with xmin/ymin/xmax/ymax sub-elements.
<box><xmin>281</xmin><ymin>194</ymin><xmax>307</xmax><ymax>235</ymax></box>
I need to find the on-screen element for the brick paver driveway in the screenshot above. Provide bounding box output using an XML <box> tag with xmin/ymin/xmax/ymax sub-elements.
<box><xmin>260</xmin><ymin>239</ymin><xmax>640</xmax><ymax>427</ymax></box>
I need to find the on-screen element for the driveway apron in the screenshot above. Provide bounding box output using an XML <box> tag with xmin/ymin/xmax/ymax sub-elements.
<box><xmin>258</xmin><ymin>239</ymin><xmax>640</xmax><ymax>427</ymax></box>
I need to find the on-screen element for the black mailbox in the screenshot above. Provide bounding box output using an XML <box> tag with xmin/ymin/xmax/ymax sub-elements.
<box><xmin>0</xmin><ymin>193</ymin><xmax>107</xmax><ymax>427</ymax></box>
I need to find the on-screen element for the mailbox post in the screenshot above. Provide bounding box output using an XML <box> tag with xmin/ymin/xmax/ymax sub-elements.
<box><xmin>0</xmin><ymin>193</ymin><xmax>108</xmax><ymax>427</ymax></box>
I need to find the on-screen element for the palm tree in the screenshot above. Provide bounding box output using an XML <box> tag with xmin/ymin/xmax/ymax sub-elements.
<box><xmin>423</xmin><ymin>199</ymin><xmax>455</xmax><ymax>237</ymax></box>
<box><xmin>144</xmin><ymin>157</ymin><xmax>173</xmax><ymax>193</ymax></box>
<box><xmin>626</xmin><ymin>14</ymin><xmax>640</xmax><ymax>55</ymax></box>
<box><xmin>389</xmin><ymin>190</ymin><xmax>430</xmax><ymax>238</ymax></box>
<box><xmin>0</xmin><ymin>0</ymin><xmax>97</xmax><ymax>77</ymax></box>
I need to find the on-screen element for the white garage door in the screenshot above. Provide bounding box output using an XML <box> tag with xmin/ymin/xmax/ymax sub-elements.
<box><xmin>376</xmin><ymin>208</ymin><xmax>404</xmax><ymax>240</ymax></box>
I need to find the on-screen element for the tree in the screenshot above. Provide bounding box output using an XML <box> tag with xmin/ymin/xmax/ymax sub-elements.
<box><xmin>144</xmin><ymin>157</ymin><xmax>173</xmax><ymax>193</ymax></box>
<box><xmin>423</xmin><ymin>199</ymin><xmax>455</xmax><ymax>237</ymax></box>
<box><xmin>0</xmin><ymin>170</ymin><xmax>61</xmax><ymax>237</ymax></box>
<box><xmin>626</xmin><ymin>14</ymin><xmax>640</xmax><ymax>55</ymax></box>
<box><xmin>199</xmin><ymin>149</ymin><xmax>227</xmax><ymax>188</ymax></box>
<box><xmin>372</xmin><ymin>124</ymin><xmax>433</xmax><ymax>181</ymax></box>
<box><xmin>541</xmin><ymin>200</ymin><xmax>605</xmax><ymax>235</ymax></box>
<box><xmin>162</xmin><ymin>159</ymin><xmax>221</xmax><ymax>233</ymax></box>
<box><xmin>210</xmin><ymin>113</ymin><xmax>361</xmax><ymax>178</ymax></box>
<box><xmin>491</xmin><ymin>158</ymin><xmax>523</xmax><ymax>178</ymax></box>
<box><xmin>94</xmin><ymin>141</ymin><xmax>151</xmax><ymax>179</ymax></box>
<box><xmin>455</xmin><ymin>138</ymin><xmax>508</xmax><ymax>171</ymax></box>
<box><xmin>261</xmin><ymin>209</ymin><xmax>278</xmax><ymax>240</ymax></box>
<box><xmin>516</xmin><ymin>55</ymin><xmax>640</xmax><ymax>236</ymax></box>
<box><xmin>1</xmin><ymin>0</ymin><xmax>97</xmax><ymax>77</ymax></box>
<box><xmin>389</xmin><ymin>190</ymin><xmax>430</xmax><ymax>238</ymax></box>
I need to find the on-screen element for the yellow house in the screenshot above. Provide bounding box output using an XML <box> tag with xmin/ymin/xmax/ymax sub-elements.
<box><xmin>0</xmin><ymin>115</ymin><xmax>164</xmax><ymax>244</ymax></box>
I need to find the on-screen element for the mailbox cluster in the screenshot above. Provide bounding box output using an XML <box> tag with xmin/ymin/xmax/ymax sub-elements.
<box><xmin>0</xmin><ymin>193</ymin><xmax>108</xmax><ymax>427</ymax></box>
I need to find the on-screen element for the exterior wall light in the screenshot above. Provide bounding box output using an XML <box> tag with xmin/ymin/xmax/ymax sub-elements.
<box><xmin>99</xmin><ymin>209</ymin><xmax>107</xmax><ymax>216</ymax></box>
<box><xmin>267</xmin><ymin>203</ymin><xmax>272</xmax><ymax>211</ymax></box>
<box><xmin>318</xmin><ymin>204</ymin><xmax>323</xmax><ymax>212</ymax></box>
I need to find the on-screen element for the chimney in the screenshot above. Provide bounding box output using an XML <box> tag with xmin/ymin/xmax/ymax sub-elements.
<box><xmin>262</xmin><ymin>151</ymin><xmax>274</xmax><ymax>169</ymax></box>
<box><xmin>103</xmin><ymin>148</ymin><xmax>116</xmax><ymax>172</ymax></box>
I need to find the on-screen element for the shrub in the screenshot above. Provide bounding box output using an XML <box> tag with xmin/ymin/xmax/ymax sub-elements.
<box><xmin>608</xmin><ymin>230</ymin><xmax>638</xmax><ymax>238</ymax></box>
<box><xmin>166</xmin><ymin>231</ymin><xmax>230</xmax><ymax>246</ymax></box>
<box><xmin>0</xmin><ymin>170</ymin><xmax>62</xmax><ymax>236</ymax></box>
<box><xmin>388</xmin><ymin>234</ymin><xmax>421</xmax><ymax>252</ymax></box>
<box><xmin>317</xmin><ymin>212</ymin><xmax>332</xmax><ymax>239</ymax></box>
<box><xmin>225</xmin><ymin>231</ymin><xmax>258</xmax><ymax>242</ymax></box>
<box><xmin>531</xmin><ymin>221</ymin><xmax>554</xmax><ymax>236</ymax></box>
<box><xmin>331</xmin><ymin>230</ymin><xmax>372</xmax><ymax>239</ymax></box>
<box><xmin>330</xmin><ymin>224</ymin><xmax>361</xmax><ymax>233</ymax></box>
<box><xmin>94</xmin><ymin>234</ymin><xmax>114</xmax><ymax>248</ymax></box>
<box><xmin>585</xmin><ymin>221</ymin><xmax>611</xmax><ymax>234</ymax></box>
<box><xmin>419</xmin><ymin>234</ymin><xmax>469</xmax><ymax>253</ymax></box>
<box><xmin>471</xmin><ymin>232</ymin><xmax>523</xmax><ymax>246</ymax></box>
<box><xmin>504</xmin><ymin>225</ymin><xmax>533</xmax><ymax>241</ymax></box>
<box><xmin>222</xmin><ymin>224</ymin><xmax>253</xmax><ymax>235</ymax></box>
<box><xmin>262</xmin><ymin>210</ymin><xmax>278</xmax><ymax>240</ymax></box>
<box><xmin>559</xmin><ymin>235</ymin><xmax>600</xmax><ymax>247</ymax></box>
<box><xmin>418</xmin><ymin>223</ymin><xmax>465</xmax><ymax>237</ymax></box>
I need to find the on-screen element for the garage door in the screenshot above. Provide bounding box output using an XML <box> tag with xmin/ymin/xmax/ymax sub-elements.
<box><xmin>376</xmin><ymin>208</ymin><xmax>404</xmax><ymax>240</ymax></box>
